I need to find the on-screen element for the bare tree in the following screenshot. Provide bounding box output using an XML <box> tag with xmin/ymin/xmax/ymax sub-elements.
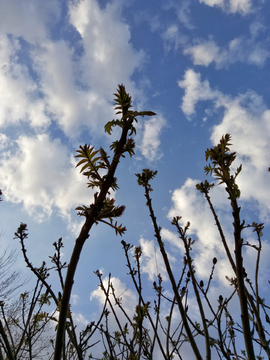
<box><xmin>13</xmin><ymin>85</ymin><xmax>156</xmax><ymax>359</ymax></box>
<box><xmin>8</xmin><ymin>88</ymin><xmax>270</xmax><ymax>360</ymax></box>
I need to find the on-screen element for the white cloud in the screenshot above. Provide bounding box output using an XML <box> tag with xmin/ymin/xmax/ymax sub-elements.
<box><xmin>199</xmin><ymin>0</ymin><xmax>252</xmax><ymax>15</ymax></box>
<box><xmin>173</xmin><ymin>68</ymin><xmax>270</xmax><ymax>281</ymax></box>
<box><xmin>139</xmin><ymin>116</ymin><xmax>166</xmax><ymax>161</ymax></box>
<box><xmin>160</xmin><ymin>228</ymin><xmax>184</xmax><ymax>252</ymax></box>
<box><xmin>0</xmin><ymin>35</ymin><xmax>50</xmax><ymax>129</ymax></box>
<box><xmin>184</xmin><ymin>39</ymin><xmax>221</xmax><ymax>66</ymax></box>
<box><xmin>184</xmin><ymin>37</ymin><xmax>270</xmax><ymax>68</ymax></box>
<box><xmin>0</xmin><ymin>0</ymin><xmax>146</xmax><ymax>139</ymax></box>
<box><xmin>0</xmin><ymin>0</ymin><xmax>152</xmax><ymax>224</ymax></box>
<box><xmin>166</xmin><ymin>174</ymin><xmax>270</xmax><ymax>284</ymax></box>
<box><xmin>210</xmin><ymin>96</ymin><xmax>270</xmax><ymax>220</ymax></box>
<box><xmin>0</xmin><ymin>134</ymin><xmax>93</xmax><ymax>221</ymax></box>
<box><xmin>179</xmin><ymin>69</ymin><xmax>270</xmax><ymax>221</ymax></box>
<box><xmin>72</xmin><ymin>312</ymin><xmax>89</xmax><ymax>327</ymax></box>
<box><xmin>28</xmin><ymin>0</ymin><xmax>146</xmax><ymax>138</ymax></box>
<box><xmin>0</xmin><ymin>0</ymin><xmax>60</xmax><ymax>43</ymax></box>
<box><xmin>249</xmin><ymin>21</ymin><xmax>266</xmax><ymax>39</ymax></box>
<box><xmin>69</xmin><ymin>0</ymin><xmax>145</xmax><ymax>99</ymax></box>
<box><xmin>31</xmin><ymin>39</ymin><xmax>111</xmax><ymax>138</ymax></box>
<box><xmin>166</xmin><ymin>178</ymin><xmax>234</xmax><ymax>280</ymax></box>
<box><xmin>178</xmin><ymin>69</ymin><xmax>225</xmax><ymax>116</ymax></box>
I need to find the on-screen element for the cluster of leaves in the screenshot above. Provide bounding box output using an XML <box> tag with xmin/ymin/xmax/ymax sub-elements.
<box><xmin>204</xmin><ymin>133</ymin><xmax>242</xmax><ymax>200</ymax></box>
<box><xmin>74</xmin><ymin>85</ymin><xmax>156</xmax><ymax>236</ymax></box>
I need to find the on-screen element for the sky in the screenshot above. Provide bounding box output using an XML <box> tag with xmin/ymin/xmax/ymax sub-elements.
<box><xmin>0</xmin><ymin>0</ymin><xmax>270</xmax><ymax>358</ymax></box>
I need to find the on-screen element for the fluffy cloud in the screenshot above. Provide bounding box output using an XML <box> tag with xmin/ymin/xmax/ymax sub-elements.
<box><xmin>184</xmin><ymin>37</ymin><xmax>270</xmax><ymax>68</ymax></box>
<box><xmin>163</xmin><ymin>175</ymin><xmax>270</xmax><ymax>286</ymax></box>
<box><xmin>0</xmin><ymin>0</ymin><xmax>157</xmax><ymax>222</ymax></box>
<box><xmin>210</xmin><ymin>97</ymin><xmax>270</xmax><ymax>220</ymax></box>
<box><xmin>0</xmin><ymin>35</ymin><xmax>50</xmax><ymax>129</ymax></box>
<box><xmin>31</xmin><ymin>39</ymin><xmax>114</xmax><ymax>138</ymax></box>
<box><xmin>165</xmin><ymin>178</ymin><xmax>234</xmax><ymax>280</ymax></box>
<box><xmin>178</xmin><ymin>69</ymin><xmax>225</xmax><ymax>116</ymax></box>
<box><xmin>184</xmin><ymin>39</ymin><xmax>221</xmax><ymax>67</ymax></box>
<box><xmin>199</xmin><ymin>0</ymin><xmax>252</xmax><ymax>14</ymax></box>
<box><xmin>138</xmin><ymin>116</ymin><xmax>166</xmax><ymax>161</ymax></box>
<box><xmin>0</xmin><ymin>0</ymin><xmax>146</xmax><ymax>139</ymax></box>
<box><xmin>179</xmin><ymin>69</ymin><xmax>270</xmax><ymax>220</ymax></box>
<box><xmin>0</xmin><ymin>134</ymin><xmax>93</xmax><ymax>221</ymax></box>
<box><xmin>0</xmin><ymin>0</ymin><xmax>60</xmax><ymax>43</ymax></box>
<box><xmin>69</xmin><ymin>0</ymin><xmax>145</xmax><ymax>102</ymax></box>
<box><xmin>170</xmin><ymin>68</ymin><xmax>270</xmax><ymax>282</ymax></box>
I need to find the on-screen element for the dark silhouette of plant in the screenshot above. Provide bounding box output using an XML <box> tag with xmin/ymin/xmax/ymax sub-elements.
<box><xmin>0</xmin><ymin>194</ymin><xmax>52</xmax><ymax>359</ymax></box>
<box><xmin>13</xmin><ymin>85</ymin><xmax>156</xmax><ymax>359</ymax></box>
<box><xmin>7</xmin><ymin>87</ymin><xmax>270</xmax><ymax>360</ymax></box>
<box><xmin>130</xmin><ymin>134</ymin><xmax>270</xmax><ymax>360</ymax></box>
<box><xmin>0</xmin><ymin>283</ymin><xmax>53</xmax><ymax>360</ymax></box>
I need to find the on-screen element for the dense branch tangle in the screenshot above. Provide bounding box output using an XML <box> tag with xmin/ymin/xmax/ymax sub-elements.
<box><xmin>135</xmin><ymin>134</ymin><xmax>270</xmax><ymax>360</ymax></box>
<box><xmin>10</xmin><ymin>89</ymin><xmax>270</xmax><ymax>360</ymax></box>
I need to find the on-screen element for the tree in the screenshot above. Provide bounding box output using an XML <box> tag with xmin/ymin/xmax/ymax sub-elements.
<box><xmin>13</xmin><ymin>85</ymin><xmax>156</xmax><ymax>359</ymax></box>
<box><xmin>7</xmin><ymin>86</ymin><xmax>270</xmax><ymax>359</ymax></box>
<box><xmin>93</xmin><ymin>134</ymin><xmax>270</xmax><ymax>360</ymax></box>
<box><xmin>0</xmin><ymin>191</ymin><xmax>53</xmax><ymax>359</ymax></box>
<box><xmin>0</xmin><ymin>283</ymin><xmax>54</xmax><ymax>359</ymax></box>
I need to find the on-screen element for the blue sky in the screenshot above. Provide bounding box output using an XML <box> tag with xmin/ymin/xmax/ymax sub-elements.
<box><xmin>0</xmin><ymin>0</ymin><xmax>270</xmax><ymax>357</ymax></box>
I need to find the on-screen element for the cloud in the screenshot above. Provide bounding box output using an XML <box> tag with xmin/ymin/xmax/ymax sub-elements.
<box><xmin>166</xmin><ymin>178</ymin><xmax>235</xmax><ymax>280</ymax></box>
<box><xmin>179</xmin><ymin>69</ymin><xmax>270</xmax><ymax>220</ymax></box>
<box><xmin>72</xmin><ymin>312</ymin><xmax>89</xmax><ymax>327</ymax></box>
<box><xmin>210</xmin><ymin>96</ymin><xmax>270</xmax><ymax>220</ymax></box>
<box><xmin>171</xmin><ymin>68</ymin><xmax>270</xmax><ymax>282</ymax></box>
<box><xmin>31</xmin><ymin>39</ymin><xmax>113</xmax><ymax>138</ymax></box>
<box><xmin>249</xmin><ymin>21</ymin><xmax>266</xmax><ymax>39</ymax></box>
<box><xmin>0</xmin><ymin>0</ymin><xmax>60</xmax><ymax>43</ymax></box>
<box><xmin>160</xmin><ymin>228</ymin><xmax>185</xmax><ymax>252</ymax></box>
<box><xmin>69</xmin><ymin>0</ymin><xmax>145</xmax><ymax>98</ymax></box>
<box><xmin>184</xmin><ymin>39</ymin><xmax>221</xmax><ymax>67</ymax></box>
<box><xmin>0</xmin><ymin>134</ymin><xmax>93</xmax><ymax>221</ymax></box>
<box><xmin>165</xmin><ymin>174</ymin><xmax>270</xmax><ymax>285</ymax></box>
<box><xmin>178</xmin><ymin>69</ymin><xmax>225</xmax><ymax>116</ymax></box>
<box><xmin>199</xmin><ymin>0</ymin><xmax>252</xmax><ymax>15</ymax></box>
<box><xmin>0</xmin><ymin>0</ymin><xmax>146</xmax><ymax>139</ymax></box>
<box><xmin>0</xmin><ymin>0</ymin><xmax>153</xmax><ymax>223</ymax></box>
<box><xmin>138</xmin><ymin>115</ymin><xmax>166</xmax><ymax>161</ymax></box>
<box><xmin>0</xmin><ymin>133</ymin><xmax>9</xmax><ymax>151</ymax></box>
<box><xmin>184</xmin><ymin>37</ymin><xmax>270</xmax><ymax>68</ymax></box>
<box><xmin>0</xmin><ymin>35</ymin><xmax>50</xmax><ymax>129</ymax></box>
